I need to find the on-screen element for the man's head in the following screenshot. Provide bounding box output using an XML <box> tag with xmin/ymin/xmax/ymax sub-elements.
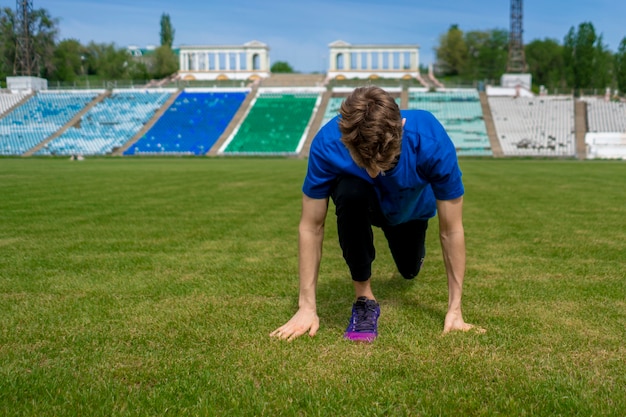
<box><xmin>338</xmin><ymin>86</ymin><xmax>403</xmax><ymax>177</ymax></box>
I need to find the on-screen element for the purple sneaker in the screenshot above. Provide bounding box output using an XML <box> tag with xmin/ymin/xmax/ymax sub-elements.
<box><xmin>344</xmin><ymin>296</ymin><xmax>380</xmax><ymax>342</ymax></box>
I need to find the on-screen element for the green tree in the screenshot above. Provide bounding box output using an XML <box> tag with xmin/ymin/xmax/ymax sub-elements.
<box><xmin>525</xmin><ymin>38</ymin><xmax>564</xmax><ymax>89</ymax></box>
<box><xmin>464</xmin><ymin>29</ymin><xmax>508</xmax><ymax>82</ymax></box>
<box><xmin>0</xmin><ymin>7</ymin><xmax>16</xmax><ymax>81</ymax></box>
<box><xmin>271</xmin><ymin>61</ymin><xmax>294</xmax><ymax>73</ymax></box>
<box><xmin>563</xmin><ymin>27</ymin><xmax>575</xmax><ymax>87</ymax></box>
<box><xmin>50</xmin><ymin>38</ymin><xmax>84</xmax><ymax>82</ymax></box>
<box><xmin>563</xmin><ymin>22</ymin><xmax>597</xmax><ymax>90</ymax></box>
<box><xmin>0</xmin><ymin>6</ymin><xmax>58</xmax><ymax>79</ymax></box>
<box><xmin>615</xmin><ymin>37</ymin><xmax>626</xmax><ymax>94</ymax></box>
<box><xmin>435</xmin><ymin>24</ymin><xmax>467</xmax><ymax>76</ymax></box>
<box><xmin>160</xmin><ymin>13</ymin><xmax>175</xmax><ymax>48</ymax></box>
<box><xmin>591</xmin><ymin>35</ymin><xmax>613</xmax><ymax>89</ymax></box>
<box><xmin>150</xmin><ymin>13</ymin><xmax>178</xmax><ymax>79</ymax></box>
<box><xmin>152</xmin><ymin>45</ymin><xmax>178</xmax><ymax>79</ymax></box>
<box><xmin>30</xmin><ymin>8</ymin><xmax>59</xmax><ymax>78</ymax></box>
<box><xmin>86</xmin><ymin>42</ymin><xmax>131</xmax><ymax>79</ymax></box>
<box><xmin>127</xmin><ymin>60</ymin><xmax>150</xmax><ymax>81</ymax></box>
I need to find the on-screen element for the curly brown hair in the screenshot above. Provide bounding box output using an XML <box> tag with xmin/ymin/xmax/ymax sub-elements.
<box><xmin>338</xmin><ymin>86</ymin><xmax>403</xmax><ymax>174</ymax></box>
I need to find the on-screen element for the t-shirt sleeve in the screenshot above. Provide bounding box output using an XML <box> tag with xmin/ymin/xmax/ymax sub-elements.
<box><xmin>419</xmin><ymin>114</ymin><xmax>465</xmax><ymax>201</ymax></box>
<box><xmin>302</xmin><ymin>130</ymin><xmax>338</xmax><ymax>199</ymax></box>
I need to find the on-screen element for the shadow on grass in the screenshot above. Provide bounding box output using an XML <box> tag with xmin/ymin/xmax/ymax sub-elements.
<box><xmin>316</xmin><ymin>269</ymin><xmax>446</xmax><ymax>336</ymax></box>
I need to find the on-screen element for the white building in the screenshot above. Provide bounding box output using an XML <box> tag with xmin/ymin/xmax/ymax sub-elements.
<box><xmin>177</xmin><ymin>40</ymin><xmax>270</xmax><ymax>81</ymax></box>
<box><xmin>326</xmin><ymin>40</ymin><xmax>420</xmax><ymax>80</ymax></box>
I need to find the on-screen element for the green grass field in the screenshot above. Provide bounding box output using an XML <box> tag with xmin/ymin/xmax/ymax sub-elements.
<box><xmin>1</xmin><ymin>157</ymin><xmax>625</xmax><ymax>416</ymax></box>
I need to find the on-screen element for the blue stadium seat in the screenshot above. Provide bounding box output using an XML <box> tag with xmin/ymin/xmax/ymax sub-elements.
<box><xmin>124</xmin><ymin>89</ymin><xmax>248</xmax><ymax>155</ymax></box>
<box><xmin>36</xmin><ymin>89</ymin><xmax>174</xmax><ymax>156</ymax></box>
<box><xmin>0</xmin><ymin>91</ymin><xmax>98</xmax><ymax>155</ymax></box>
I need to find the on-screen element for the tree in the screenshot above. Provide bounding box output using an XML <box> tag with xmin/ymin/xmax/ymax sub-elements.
<box><xmin>525</xmin><ymin>38</ymin><xmax>564</xmax><ymax>89</ymax></box>
<box><xmin>0</xmin><ymin>6</ymin><xmax>58</xmax><ymax>79</ymax></box>
<box><xmin>562</xmin><ymin>27</ymin><xmax>576</xmax><ymax>88</ymax></box>
<box><xmin>151</xmin><ymin>13</ymin><xmax>178</xmax><ymax>79</ymax></box>
<box><xmin>160</xmin><ymin>13</ymin><xmax>175</xmax><ymax>48</ymax></box>
<box><xmin>30</xmin><ymin>8</ymin><xmax>59</xmax><ymax>78</ymax></box>
<box><xmin>464</xmin><ymin>29</ymin><xmax>508</xmax><ymax>82</ymax></box>
<box><xmin>152</xmin><ymin>45</ymin><xmax>178</xmax><ymax>79</ymax></box>
<box><xmin>127</xmin><ymin>60</ymin><xmax>149</xmax><ymax>81</ymax></box>
<box><xmin>591</xmin><ymin>35</ymin><xmax>613</xmax><ymax>89</ymax></box>
<box><xmin>271</xmin><ymin>61</ymin><xmax>294</xmax><ymax>73</ymax></box>
<box><xmin>435</xmin><ymin>24</ymin><xmax>467</xmax><ymax>76</ymax></box>
<box><xmin>86</xmin><ymin>42</ymin><xmax>131</xmax><ymax>79</ymax></box>
<box><xmin>50</xmin><ymin>38</ymin><xmax>84</xmax><ymax>82</ymax></box>
<box><xmin>0</xmin><ymin>7</ymin><xmax>16</xmax><ymax>82</ymax></box>
<box><xmin>563</xmin><ymin>22</ymin><xmax>597</xmax><ymax>90</ymax></box>
<box><xmin>615</xmin><ymin>37</ymin><xmax>626</xmax><ymax>94</ymax></box>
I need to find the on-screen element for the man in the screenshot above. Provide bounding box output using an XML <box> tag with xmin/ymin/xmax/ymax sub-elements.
<box><xmin>270</xmin><ymin>86</ymin><xmax>481</xmax><ymax>342</ymax></box>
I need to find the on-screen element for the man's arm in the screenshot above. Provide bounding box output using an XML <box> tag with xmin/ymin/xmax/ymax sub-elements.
<box><xmin>270</xmin><ymin>194</ymin><xmax>329</xmax><ymax>340</ymax></box>
<box><xmin>436</xmin><ymin>196</ymin><xmax>482</xmax><ymax>334</ymax></box>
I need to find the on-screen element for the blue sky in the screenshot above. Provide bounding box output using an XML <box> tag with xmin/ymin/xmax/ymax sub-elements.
<box><xmin>22</xmin><ymin>0</ymin><xmax>626</xmax><ymax>73</ymax></box>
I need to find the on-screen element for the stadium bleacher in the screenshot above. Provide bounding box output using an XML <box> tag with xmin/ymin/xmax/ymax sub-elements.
<box><xmin>0</xmin><ymin>91</ymin><xmax>98</xmax><ymax>155</ymax></box>
<box><xmin>2</xmin><ymin>81</ymin><xmax>625</xmax><ymax>159</ymax></box>
<box><xmin>36</xmin><ymin>89</ymin><xmax>175</xmax><ymax>156</ymax></box>
<box><xmin>583</xmin><ymin>99</ymin><xmax>626</xmax><ymax>133</ymax></box>
<box><xmin>124</xmin><ymin>89</ymin><xmax>248</xmax><ymax>155</ymax></box>
<box><xmin>407</xmin><ymin>89</ymin><xmax>492</xmax><ymax>156</ymax></box>
<box><xmin>488</xmin><ymin>96</ymin><xmax>576</xmax><ymax>157</ymax></box>
<box><xmin>320</xmin><ymin>95</ymin><xmax>401</xmax><ymax>127</ymax></box>
<box><xmin>219</xmin><ymin>88</ymin><xmax>322</xmax><ymax>155</ymax></box>
<box><xmin>321</xmin><ymin>97</ymin><xmax>344</xmax><ymax>127</ymax></box>
<box><xmin>0</xmin><ymin>91</ymin><xmax>30</xmax><ymax>116</ymax></box>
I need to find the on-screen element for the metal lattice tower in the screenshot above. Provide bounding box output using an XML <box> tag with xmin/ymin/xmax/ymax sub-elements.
<box><xmin>14</xmin><ymin>0</ymin><xmax>38</xmax><ymax>76</ymax></box>
<box><xmin>506</xmin><ymin>0</ymin><xmax>527</xmax><ymax>73</ymax></box>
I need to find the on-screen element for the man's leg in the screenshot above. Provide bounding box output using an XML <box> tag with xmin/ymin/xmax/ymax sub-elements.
<box><xmin>331</xmin><ymin>176</ymin><xmax>382</xmax><ymax>342</ymax></box>
<box><xmin>353</xmin><ymin>279</ymin><xmax>375</xmax><ymax>300</ymax></box>
<box><xmin>330</xmin><ymin>175</ymin><xmax>385</xmax><ymax>283</ymax></box>
<box><xmin>382</xmin><ymin>219</ymin><xmax>429</xmax><ymax>279</ymax></box>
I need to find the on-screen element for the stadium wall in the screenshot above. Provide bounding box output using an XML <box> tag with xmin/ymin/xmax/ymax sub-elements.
<box><xmin>585</xmin><ymin>133</ymin><xmax>626</xmax><ymax>160</ymax></box>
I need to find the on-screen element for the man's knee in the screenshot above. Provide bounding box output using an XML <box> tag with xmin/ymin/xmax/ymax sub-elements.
<box><xmin>399</xmin><ymin>256</ymin><xmax>425</xmax><ymax>280</ymax></box>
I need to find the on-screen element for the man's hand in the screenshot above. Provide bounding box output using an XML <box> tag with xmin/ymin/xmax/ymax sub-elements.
<box><xmin>443</xmin><ymin>308</ymin><xmax>486</xmax><ymax>334</ymax></box>
<box><xmin>270</xmin><ymin>308</ymin><xmax>320</xmax><ymax>341</ymax></box>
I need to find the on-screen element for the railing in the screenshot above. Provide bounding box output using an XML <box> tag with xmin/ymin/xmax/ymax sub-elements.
<box><xmin>8</xmin><ymin>77</ymin><xmax>625</xmax><ymax>99</ymax></box>
<box><xmin>46</xmin><ymin>80</ymin><xmax>153</xmax><ymax>90</ymax></box>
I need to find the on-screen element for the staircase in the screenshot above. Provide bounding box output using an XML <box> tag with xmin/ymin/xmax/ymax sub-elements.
<box><xmin>479</xmin><ymin>92</ymin><xmax>502</xmax><ymax>157</ymax></box>
<box><xmin>574</xmin><ymin>100</ymin><xmax>588</xmax><ymax>160</ymax></box>
<box><xmin>23</xmin><ymin>90</ymin><xmax>111</xmax><ymax>156</ymax></box>
<box><xmin>208</xmin><ymin>83</ymin><xmax>260</xmax><ymax>155</ymax></box>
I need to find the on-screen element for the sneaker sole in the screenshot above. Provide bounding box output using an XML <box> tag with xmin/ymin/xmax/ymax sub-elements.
<box><xmin>344</xmin><ymin>331</ymin><xmax>377</xmax><ymax>342</ymax></box>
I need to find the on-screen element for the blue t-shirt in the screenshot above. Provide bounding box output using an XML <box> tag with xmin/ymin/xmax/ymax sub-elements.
<box><xmin>302</xmin><ymin>109</ymin><xmax>464</xmax><ymax>225</ymax></box>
